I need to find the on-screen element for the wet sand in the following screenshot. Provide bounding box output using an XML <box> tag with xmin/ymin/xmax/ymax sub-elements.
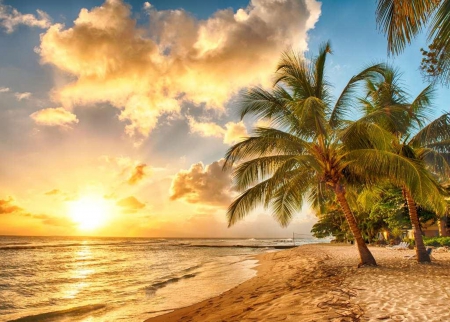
<box><xmin>145</xmin><ymin>244</ymin><xmax>450</xmax><ymax>322</ymax></box>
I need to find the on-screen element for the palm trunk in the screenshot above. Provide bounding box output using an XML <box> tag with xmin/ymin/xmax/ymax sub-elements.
<box><xmin>438</xmin><ymin>217</ymin><xmax>448</xmax><ymax>237</ymax></box>
<box><xmin>403</xmin><ymin>187</ymin><xmax>430</xmax><ymax>263</ymax></box>
<box><xmin>334</xmin><ymin>184</ymin><xmax>377</xmax><ymax>266</ymax></box>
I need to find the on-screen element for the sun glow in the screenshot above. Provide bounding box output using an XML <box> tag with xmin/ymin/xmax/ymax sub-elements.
<box><xmin>68</xmin><ymin>196</ymin><xmax>111</xmax><ymax>230</ymax></box>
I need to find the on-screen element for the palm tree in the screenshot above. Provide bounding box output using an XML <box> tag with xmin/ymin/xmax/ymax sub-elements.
<box><xmin>223</xmin><ymin>43</ymin><xmax>444</xmax><ymax>266</ymax></box>
<box><xmin>376</xmin><ymin>0</ymin><xmax>450</xmax><ymax>84</ymax></box>
<box><xmin>356</xmin><ymin>67</ymin><xmax>450</xmax><ymax>261</ymax></box>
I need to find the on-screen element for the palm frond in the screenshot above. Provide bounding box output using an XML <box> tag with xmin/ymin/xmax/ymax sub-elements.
<box><xmin>417</xmin><ymin>147</ymin><xmax>450</xmax><ymax>178</ymax></box>
<box><xmin>274</xmin><ymin>50</ymin><xmax>314</xmax><ymax>98</ymax></box>
<box><xmin>376</xmin><ymin>0</ymin><xmax>439</xmax><ymax>55</ymax></box>
<box><xmin>347</xmin><ymin>148</ymin><xmax>446</xmax><ymax>214</ymax></box>
<box><xmin>429</xmin><ymin>0</ymin><xmax>450</xmax><ymax>54</ymax></box>
<box><xmin>227</xmin><ymin>178</ymin><xmax>274</xmax><ymax>227</ymax></box>
<box><xmin>233</xmin><ymin>155</ymin><xmax>300</xmax><ymax>191</ymax></box>
<box><xmin>340</xmin><ymin>121</ymin><xmax>395</xmax><ymax>151</ymax></box>
<box><xmin>409</xmin><ymin>113</ymin><xmax>450</xmax><ymax>147</ymax></box>
<box><xmin>408</xmin><ymin>84</ymin><xmax>435</xmax><ymax>130</ymax></box>
<box><xmin>329</xmin><ymin>63</ymin><xmax>386</xmax><ymax>129</ymax></box>
<box><xmin>239</xmin><ymin>86</ymin><xmax>300</xmax><ymax>132</ymax></box>
<box><xmin>297</xmin><ymin>96</ymin><xmax>328</xmax><ymax>137</ymax></box>
<box><xmin>314</xmin><ymin>41</ymin><xmax>332</xmax><ymax>99</ymax></box>
<box><xmin>223</xmin><ymin>131</ymin><xmax>308</xmax><ymax>170</ymax></box>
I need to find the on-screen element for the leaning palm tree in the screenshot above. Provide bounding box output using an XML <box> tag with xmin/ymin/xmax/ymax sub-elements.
<box><xmin>223</xmin><ymin>43</ymin><xmax>444</xmax><ymax>266</ymax></box>
<box><xmin>356</xmin><ymin>67</ymin><xmax>450</xmax><ymax>261</ymax></box>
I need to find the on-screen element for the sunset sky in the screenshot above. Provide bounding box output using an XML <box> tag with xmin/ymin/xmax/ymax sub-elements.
<box><xmin>1</xmin><ymin>0</ymin><xmax>449</xmax><ymax>237</ymax></box>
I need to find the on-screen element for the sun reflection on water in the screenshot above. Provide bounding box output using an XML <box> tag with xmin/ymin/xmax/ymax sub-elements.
<box><xmin>61</xmin><ymin>245</ymin><xmax>94</xmax><ymax>299</ymax></box>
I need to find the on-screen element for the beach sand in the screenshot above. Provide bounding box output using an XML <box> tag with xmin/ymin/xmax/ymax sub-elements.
<box><xmin>145</xmin><ymin>244</ymin><xmax>450</xmax><ymax>322</ymax></box>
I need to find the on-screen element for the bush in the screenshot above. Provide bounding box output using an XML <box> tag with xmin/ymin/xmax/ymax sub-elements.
<box><xmin>403</xmin><ymin>237</ymin><xmax>415</xmax><ymax>247</ymax></box>
<box><xmin>423</xmin><ymin>236</ymin><xmax>450</xmax><ymax>247</ymax></box>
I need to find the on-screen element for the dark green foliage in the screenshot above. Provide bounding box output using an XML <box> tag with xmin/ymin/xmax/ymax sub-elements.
<box><xmin>423</xmin><ymin>236</ymin><xmax>450</xmax><ymax>246</ymax></box>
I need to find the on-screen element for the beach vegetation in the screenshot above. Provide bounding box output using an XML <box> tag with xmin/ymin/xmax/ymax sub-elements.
<box><xmin>356</xmin><ymin>65</ymin><xmax>450</xmax><ymax>261</ymax></box>
<box><xmin>423</xmin><ymin>236</ymin><xmax>450</xmax><ymax>246</ymax></box>
<box><xmin>222</xmin><ymin>42</ymin><xmax>449</xmax><ymax>266</ymax></box>
<box><xmin>224</xmin><ymin>42</ymin><xmax>450</xmax><ymax>265</ymax></box>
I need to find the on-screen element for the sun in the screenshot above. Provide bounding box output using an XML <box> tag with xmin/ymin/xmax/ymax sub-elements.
<box><xmin>68</xmin><ymin>196</ymin><xmax>111</xmax><ymax>230</ymax></box>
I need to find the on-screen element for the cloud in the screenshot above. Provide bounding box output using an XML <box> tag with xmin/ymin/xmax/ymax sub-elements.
<box><xmin>187</xmin><ymin>116</ymin><xmax>225</xmax><ymax>138</ymax></box>
<box><xmin>143</xmin><ymin>2</ymin><xmax>152</xmax><ymax>11</ymax></box>
<box><xmin>44</xmin><ymin>189</ymin><xmax>61</xmax><ymax>196</ymax></box>
<box><xmin>30</xmin><ymin>107</ymin><xmax>79</xmax><ymax>128</ymax></box>
<box><xmin>14</xmin><ymin>92</ymin><xmax>31</xmax><ymax>101</ymax></box>
<box><xmin>170</xmin><ymin>159</ymin><xmax>233</xmax><ymax>206</ymax></box>
<box><xmin>0</xmin><ymin>87</ymin><xmax>9</xmax><ymax>93</ymax></box>
<box><xmin>39</xmin><ymin>0</ymin><xmax>321</xmax><ymax>138</ymax></box>
<box><xmin>0</xmin><ymin>2</ymin><xmax>51</xmax><ymax>33</ymax></box>
<box><xmin>0</xmin><ymin>197</ymin><xmax>68</xmax><ymax>227</ymax></box>
<box><xmin>116</xmin><ymin>196</ymin><xmax>146</xmax><ymax>213</ymax></box>
<box><xmin>26</xmin><ymin>213</ymin><xmax>71</xmax><ymax>227</ymax></box>
<box><xmin>188</xmin><ymin>117</ymin><xmax>248</xmax><ymax>145</ymax></box>
<box><xmin>127</xmin><ymin>164</ymin><xmax>147</xmax><ymax>185</ymax></box>
<box><xmin>0</xmin><ymin>197</ymin><xmax>22</xmax><ymax>214</ymax></box>
<box><xmin>223</xmin><ymin>121</ymin><xmax>248</xmax><ymax>145</ymax></box>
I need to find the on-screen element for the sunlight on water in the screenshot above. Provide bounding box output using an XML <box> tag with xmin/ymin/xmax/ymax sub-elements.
<box><xmin>0</xmin><ymin>236</ymin><xmax>323</xmax><ymax>321</ymax></box>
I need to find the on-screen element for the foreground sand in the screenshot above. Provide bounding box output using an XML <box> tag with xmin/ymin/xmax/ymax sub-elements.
<box><xmin>146</xmin><ymin>244</ymin><xmax>450</xmax><ymax>322</ymax></box>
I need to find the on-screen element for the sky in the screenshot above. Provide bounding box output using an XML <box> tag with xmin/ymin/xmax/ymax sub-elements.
<box><xmin>0</xmin><ymin>0</ymin><xmax>449</xmax><ymax>238</ymax></box>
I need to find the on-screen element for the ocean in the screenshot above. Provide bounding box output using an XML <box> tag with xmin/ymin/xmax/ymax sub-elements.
<box><xmin>0</xmin><ymin>236</ymin><xmax>325</xmax><ymax>321</ymax></box>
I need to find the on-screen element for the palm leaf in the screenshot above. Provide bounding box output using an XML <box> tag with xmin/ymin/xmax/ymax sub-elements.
<box><xmin>329</xmin><ymin>63</ymin><xmax>386</xmax><ymax>129</ymax></box>
<box><xmin>376</xmin><ymin>0</ymin><xmax>439</xmax><ymax>55</ymax></box>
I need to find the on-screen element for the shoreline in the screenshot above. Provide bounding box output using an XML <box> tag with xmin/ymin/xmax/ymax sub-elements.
<box><xmin>145</xmin><ymin>244</ymin><xmax>450</xmax><ymax>322</ymax></box>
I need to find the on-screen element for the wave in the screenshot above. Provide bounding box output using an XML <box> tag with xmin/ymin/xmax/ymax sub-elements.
<box><xmin>144</xmin><ymin>273</ymin><xmax>198</xmax><ymax>295</ymax></box>
<box><xmin>8</xmin><ymin>304</ymin><xmax>106</xmax><ymax>322</ymax></box>
<box><xmin>0</xmin><ymin>240</ymin><xmax>164</xmax><ymax>251</ymax></box>
<box><xmin>180</xmin><ymin>263</ymin><xmax>202</xmax><ymax>273</ymax></box>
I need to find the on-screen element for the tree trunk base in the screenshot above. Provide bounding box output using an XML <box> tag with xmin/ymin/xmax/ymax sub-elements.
<box><xmin>357</xmin><ymin>244</ymin><xmax>377</xmax><ymax>267</ymax></box>
<box><xmin>416</xmin><ymin>251</ymin><xmax>431</xmax><ymax>263</ymax></box>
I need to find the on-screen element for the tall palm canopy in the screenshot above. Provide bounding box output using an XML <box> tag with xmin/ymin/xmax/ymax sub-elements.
<box><xmin>223</xmin><ymin>43</ymin><xmax>446</xmax><ymax>266</ymax></box>
<box><xmin>357</xmin><ymin>66</ymin><xmax>450</xmax><ymax>261</ymax></box>
<box><xmin>376</xmin><ymin>0</ymin><xmax>450</xmax><ymax>83</ymax></box>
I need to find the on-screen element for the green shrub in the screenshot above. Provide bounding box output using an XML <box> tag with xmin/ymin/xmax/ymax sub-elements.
<box><xmin>403</xmin><ymin>237</ymin><xmax>415</xmax><ymax>247</ymax></box>
<box><xmin>423</xmin><ymin>236</ymin><xmax>450</xmax><ymax>247</ymax></box>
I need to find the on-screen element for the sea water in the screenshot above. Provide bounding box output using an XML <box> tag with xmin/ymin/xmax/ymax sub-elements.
<box><xmin>0</xmin><ymin>236</ymin><xmax>322</xmax><ymax>321</ymax></box>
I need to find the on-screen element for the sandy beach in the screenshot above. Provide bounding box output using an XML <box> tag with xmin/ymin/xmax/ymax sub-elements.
<box><xmin>146</xmin><ymin>244</ymin><xmax>450</xmax><ymax>322</ymax></box>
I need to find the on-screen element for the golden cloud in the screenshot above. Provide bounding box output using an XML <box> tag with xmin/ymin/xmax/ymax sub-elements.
<box><xmin>223</xmin><ymin>121</ymin><xmax>248</xmax><ymax>145</ymax></box>
<box><xmin>188</xmin><ymin>117</ymin><xmax>249</xmax><ymax>145</ymax></box>
<box><xmin>170</xmin><ymin>159</ymin><xmax>233</xmax><ymax>206</ymax></box>
<box><xmin>30</xmin><ymin>107</ymin><xmax>79</xmax><ymax>128</ymax></box>
<box><xmin>0</xmin><ymin>197</ymin><xmax>22</xmax><ymax>214</ymax></box>
<box><xmin>187</xmin><ymin>116</ymin><xmax>225</xmax><ymax>138</ymax></box>
<box><xmin>0</xmin><ymin>197</ymin><xmax>70</xmax><ymax>227</ymax></box>
<box><xmin>39</xmin><ymin>0</ymin><xmax>321</xmax><ymax>137</ymax></box>
<box><xmin>128</xmin><ymin>164</ymin><xmax>147</xmax><ymax>185</ymax></box>
<box><xmin>44</xmin><ymin>189</ymin><xmax>61</xmax><ymax>196</ymax></box>
<box><xmin>116</xmin><ymin>196</ymin><xmax>146</xmax><ymax>213</ymax></box>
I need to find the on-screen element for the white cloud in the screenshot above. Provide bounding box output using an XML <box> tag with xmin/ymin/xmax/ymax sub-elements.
<box><xmin>0</xmin><ymin>2</ymin><xmax>51</xmax><ymax>33</ymax></box>
<box><xmin>143</xmin><ymin>2</ymin><xmax>152</xmax><ymax>11</ymax></box>
<box><xmin>187</xmin><ymin>116</ymin><xmax>225</xmax><ymax>138</ymax></box>
<box><xmin>188</xmin><ymin>117</ymin><xmax>249</xmax><ymax>145</ymax></box>
<box><xmin>30</xmin><ymin>107</ymin><xmax>79</xmax><ymax>128</ymax></box>
<box><xmin>38</xmin><ymin>0</ymin><xmax>321</xmax><ymax>138</ymax></box>
<box><xmin>14</xmin><ymin>92</ymin><xmax>31</xmax><ymax>101</ymax></box>
<box><xmin>0</xmin><ymin>87</ymin><xmax>9</xmax><ymax>93</ymax></box>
